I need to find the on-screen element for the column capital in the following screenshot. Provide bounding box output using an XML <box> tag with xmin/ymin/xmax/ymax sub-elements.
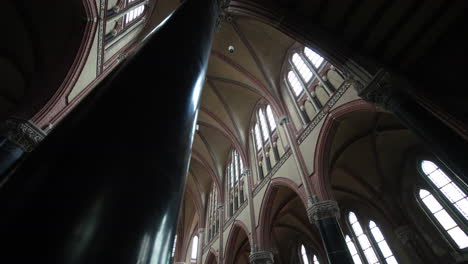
<box><xmin>395</xmin><ymin>225</ymin><xmax>415</xmax><ymax>245</ymax></box>
<box><xmin>249</xmin><ymin>250</ymin><xmax>274</xmax><ymax>264</ymax></box>
<box><xmin>307</xmin><ymin>200</ymin><xmax>340</xmax><ymax>223</ymax></box>
<box><xmin>1</xmin><ymin>118</ymin><xmax>46</xmax><ymax>152</ymax></box>
<box><xmin>278</xmin><ymin>115</ymin><xmax>289</xmax><ymax>126</ymax></box>
<box><xmin>215</xmin><ymin>0</ymin><xmax>231</xmax><ymax>32</ymax></box>
<box><xmin>217</xmin><ymin>203</ymin><xmax>224</xmax><ymax>211</ymax></box>
<box><xmin>353</xmin><ymin>69</ymin><xmax>410</xmax><ymax>111</ymax></box>
<box><xmin>198</xmin><ymin>228</ymin><xmax>205</xmax><ymax>234</ymax></box>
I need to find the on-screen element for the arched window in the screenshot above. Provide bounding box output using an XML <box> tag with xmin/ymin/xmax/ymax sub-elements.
<box><xmin>171</xmin><ymin>235</ymin><xmax>177</xmax><ymax>258</ymax></box>
<box><xmin>226</xmin><ymin>149</ymin><xmax>246</xmax><ymax>217</ymax></box>
<box><xmin>417</xmin><ymin>160</ymin><xmax>468</xmax><ymax>249</ymax></box>
<box><xmin>125</xmin><ymin>3</ymin><xmax>145</xmax><ymax>24</ymax></box>
<box><xmin>300</xmin><ymin>245</ymin><xmax>310</xmax><ymax>264</ymax></box>
<box><xmin>191</xmin><ymin>235</ymin><xmax>199</xmax><ymax>261</ymax></box>
<box><xmin>207</xmin><ymin>183</ymin><xmax>219</xmax><ymax>242</ymax></box>
<box><xmin>251</xmin><ymin>105</ymin><xmax>282</xmax><ymax>182</ymax></box>
<box><xmin>284</xmin><ymin>46</ymin><xmax>342</xmax><ymax>125</ymax></box>
<box><xmin>300</xmin><ymin>244</ymin><xmax>321</xmax><ymax>264</ymax></box>
<box><xmin>346</xmin><ymin>212</ymin><xmax>398</xmax><ymax>264</ymax></box>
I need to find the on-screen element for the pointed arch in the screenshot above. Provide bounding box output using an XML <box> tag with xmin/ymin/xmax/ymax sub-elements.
<box><xmin>223</xmin><ymin>220</ymin><xmax>252</xmax><ymax>264</ymax></box>
<box><xmin>313</xmin><ymin>99</ymin><xmax>377</xmax><ymax>200</ymax></box>
<box><xmin>257</xmin><ymin>177</ymin><xmax>307</xmax><ymax>249</ymax></box>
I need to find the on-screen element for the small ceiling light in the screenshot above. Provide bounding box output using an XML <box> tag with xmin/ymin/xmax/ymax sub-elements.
<box><xmin>228</xmin><ymin>45</ymin><xmax>235</xmax><ymax>53</ymax></box>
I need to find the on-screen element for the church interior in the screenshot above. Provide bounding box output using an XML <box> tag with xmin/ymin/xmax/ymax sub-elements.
<box><xmin>1</xmin><ymin>0</ymin><xmax>468</xmax><ymax>264</ymax></box>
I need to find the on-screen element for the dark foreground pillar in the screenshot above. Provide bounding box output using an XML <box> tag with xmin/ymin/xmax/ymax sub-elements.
<box><xmin>308</xmin><ymin>200</ymin><xmax>354</xmax><ymax>264</ymax></box>
<box><xmin>0</xmin><ymin>0</ymin><xmax>219</xmax><ymax>263</ymax></box>
<box><xmin>0</xmin><ymin>118</ymin><xmax>45</xmax><ymax>180</ymax></box>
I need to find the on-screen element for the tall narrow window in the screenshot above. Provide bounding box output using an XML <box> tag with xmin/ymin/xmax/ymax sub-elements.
<box><xmin>266</xmin><ymin>105</ymin><xmax>276</xmax><ymax>131</ymax></box>
<box><xmin>313</xmin><ymin>255</ymin><xmax>320</xmax><ymax>264</ymax></box>
<box><xmin>171</xmin><ymin>235</ymin><xmax>177</xmax><ymax>257</ymax></box>
<box><xmin>288</xmin><ymin>71</ymin><xmax>303</xmax><ymax>97</ymax></box>
<box><xmin>419</xmin><ymin>189</ymin><xmax>468</xmax><ymax>249</ymax></box>
<box><xmin>421</xmin><ymin>160</ymin><xmax>468</xmax><ymax>219</ymax></box>
<box><xmin>369</xmin><ymin>221</ymin><xmax>398</xmax><ymax>264</ymax></box>
<box><xmin>254</xmin><ymin>124</ymin><xmax>262</xmax><ymax>150</ymax></box>
<box><xmin>304</xmin><ymin>47</ymin><xmax>324</xmax><ymax>68</ymax></box>
<box><xmin>347</xmin><ymin>212</ymin><xmax>398</xmax><ymax>264</ymax></box>
<box><xmin>191</xmin><ymin>235</ymin><xmax>199</xmax><ymax>260</ymax></box>
<box><xmin>226</xmin><ymin>149</ymin><xmax>245</xmax><ymax>217</ymax></box>
<box><xmin>346</xmin><ymin>235</ymin><xmax>363</xmax><ymax>264</ymax></box>
<box><xmin>348</xmin><ymin>212</ymin><xmax>380</xmax><ymax>264</ymax></box>
<box><xmin>207</xmin><ymin>183</ymin><xmax>219</xmax><ymax>241</ymax></box>
<box><xmin>418</xmin><ymin>160</ymin><xmax>468</xmax><ymax>249</ymax></box>
<box><xmin>259</xmin><ymin>110</ymin><xmax>269</xmax><ymax>141</ymax></box>
<box><xmin>292</xmin><ymin>53</ymin><xmax>313</xmax><ymax>82</ymax></box>
<box><xmin>300</xmin><ymin>245</ymin><xmax>310</xmax><ymax>264</ymax></box>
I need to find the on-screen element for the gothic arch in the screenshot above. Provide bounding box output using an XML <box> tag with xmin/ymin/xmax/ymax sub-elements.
<box><xmin>257</xmin><ymin>177</ymin><xmax>307</xmax><ymax>250</ymax></box>
<box><xmin>224</xmin><ymin>220</ymin><xmax>251</xmax><ymax>264</ymax></box>
<box><xmin>313</xmin><ymin>99</ymin><xmax>377</xmax><ymax>200</ymax></box>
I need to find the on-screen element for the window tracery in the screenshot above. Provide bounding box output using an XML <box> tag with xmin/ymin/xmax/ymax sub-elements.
<box><xmin>300</xmin><ymin>244</ymin><xmax>321</xmax><ymax>264</ymax></box>
<box><xmin>250</xmin><ymin>105</ymin><xmax>283</xmax><ymax>182</ymax></box>
<box><xmin>226</xmin><ymin>149</ymin><xmax>246</xmax><ymax>217</ymax></box>
<box><xmin>346</xmin><ymin>212</ymin><xmax>398</xmax><ymax>264</ymax></box>
<box><xmin>206</xmin><ymin>183</ymin><xmax>219</xmax><ymax>242</ymax></box>
<box><xmin>284</xmin><ymin>46</ymin><xmax>345</xmax><ymax>126</ymax></box>
<box><xmin>417</xmin><ymin>160</ymin><xmax>468</xmax><ymax>249</ymax></box>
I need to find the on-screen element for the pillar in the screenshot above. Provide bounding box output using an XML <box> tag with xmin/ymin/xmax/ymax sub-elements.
<box><xmin>353</xmin><ymin>69</ymin><xmax>468</xmax><ymax>185</ymax></box>
<box><xmin>0</xmin><ymin>1</ymin><xmax>221</xmax><ymax>264</ymax></box>
<box><xmin>218</xmin><ymin>203</ymin><xmax>224</xmax><ymax>264</ymax></box>
<box><xmin>307</xmin><ymin>199</ymin><xmax>354</xmax><ymax>264</ymax></box>
<box><xmin>249</xmin><ymin>250</ymin><xmax>274</xmax><ymax>264</ymax></box>
<box><xmin>0</xmin><ymin>118</ymin><xmax>45</xmax><ymax>180</ymax></box>
<box><xmin>395</xmin><ymin>225</ymin><xmax>425</xmax><ymax>264</ymax></box>
<box><xmin>197</xmin><ymin>228</ymin><xmax>205</xmax><ymax>264</ymax></box>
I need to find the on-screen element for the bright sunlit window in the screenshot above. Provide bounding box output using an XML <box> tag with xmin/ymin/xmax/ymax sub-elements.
<box><xmin>292</xmin><ymin>53</ymin><xmax>313</xmax><ymax>82</ymax></box>
<box><xmin>304</xmin><ymin>47</ymin><xmax>324</xmax><ymax>68</ymax></box>
<box><xmin>346</xmin><ymin>235</ymin><xmax>363</xmax><ymax>264</ymax></box>
<box><xmin>266</xmin><ymin>105</ymin><xmax>276</xmax><ymax>131</ymax></box>
<box><xmin>287</xmin><ymin>71</ymin><xmax>303</xmax><ymax>97</ymax></box>
<box><xmin>421</xmin><ymin>160</ymin><xmax>468</xmax><ymax>219</ymax></box>
<box><xmin>348</xmin><ymin>212</ymin><xmax>380</xmax><ymax>264</ymax></box>
<box><xmin>191</xmin><ymin>235</ymin><xmax>199</xmax><ymax>260</ymax></box>
<box><xmin>125</xmin><ymin>5</ymin><xmax>145</xmax><ymax>24</ymax></box>
<box><xmin>418</xmin><ymin>160</ymin><xmax>468</xmax><ymax>249</ymax></box>
<box><xmin>369</xmin><ymin>221</ymin><xmax>398</xmax><ymax>264</ymax></box>
<box><xmin>300</xmin><ymin>245</ymin><xmax>310</xmax><ymax>264</ymax></box>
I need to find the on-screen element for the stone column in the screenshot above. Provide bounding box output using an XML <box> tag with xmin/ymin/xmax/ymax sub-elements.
<box><xmin>0</xmin><ymin>1</ymin><xmax>222</xmax><ymax>264</ymax></box>
<box><xmin>218</xmin><ymin>204</ymin><xmax>224</xmax><ymax>264</ymax></box>
<box><xmin>307</xmin><ymin>199</ymin><xmax>354</xmax><ymax>264</ymax></box>
<box><xmin>249</xmin><ymin>250</ymin><xmax>274</xmax><ymax>264</ymax></box>
<box><xmin>197</xmin><ymin>228</ymin><xmax>205</xmax><ymax>264</ymax></box>
<box><xmin>354</xmin><ymin>69</ymin><xmax>468</xmax><ymax>185</ymax></box>
<box><xmin>0</xmin><ymin>118</ymin><xmax>45</xmax><ymax>181</ymax></box>
<box><xmin>278</xmin><ymin>116</ymin><xmax>313</xmax><ymax>200</ymax></box>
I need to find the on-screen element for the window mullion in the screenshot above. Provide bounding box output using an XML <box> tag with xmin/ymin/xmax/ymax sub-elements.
<box><xmin>424</xmin><ymin>179</ymin><xmax>468</xmax><ymax>233</ymax></box>
<box><xmin>284</xmin><ymin>77</ymin><xmax>307</xmax><ymax>126</ymax></box>
<box><xmin>299</xmin><ymin>52</ymin><xmax>334</xmax><ymax>96</ymax></box>
<box><xmin>366</xmin><ymin>224</ymin><xmax>387</xmax><ymax>264</ymax></box>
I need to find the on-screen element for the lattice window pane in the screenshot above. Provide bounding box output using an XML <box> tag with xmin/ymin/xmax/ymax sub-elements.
<box><xmin>266</xmin><ymin>105</ymin><xmax>276</xmax><ymax>131</ymax></box>
<box><xmin>288</xmin><ymin>71</ymin><xmax>303</xmax><ymax>96</ymax></box>
<box><xmin>259</xmin><ymin>110</ymin><xmax>269</xmax><ymax>141</ymax></box>
<box><xmin>313</xmin><ymin>255</ymin><xmax>320</xmax><ymax>264</ymax></box>
<box><xmin>254</xmin><ymin>124</ymin><xmax>262</xmax><ymax>150</ymax></box>
<box><xmin>300</xmin><ymin>245</ymin><xmax>310</xmax><ymax>264</ymax></box>
<box><xmin>292</xmin><ymin>53</ymin><xmax>313</xmax><ymax>82</ymax></box>
<box><xmin>420</xmin><ymin>161</ymin><xmax>468</xmax><ymax>220</ymax></box>
<box><xmin>304</xmin><ymin>47</ymin><xmax>324</xmax><ymax>68</ymax></box>
<box><xmin>191</xmin><ymin>236</ymin><xmax>198</xmax><ymax>260</ymax></box>
<box><xmin>346</xmin><ymin>235</ymin><xmax>363</xmax><ymax>264</ymax></box>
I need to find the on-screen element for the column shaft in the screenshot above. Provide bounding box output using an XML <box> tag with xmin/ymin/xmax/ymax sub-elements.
<box><xmin>0</xmin><ymin>1</ymin><xmax>220</xmax><ymax>264</ymax></box>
